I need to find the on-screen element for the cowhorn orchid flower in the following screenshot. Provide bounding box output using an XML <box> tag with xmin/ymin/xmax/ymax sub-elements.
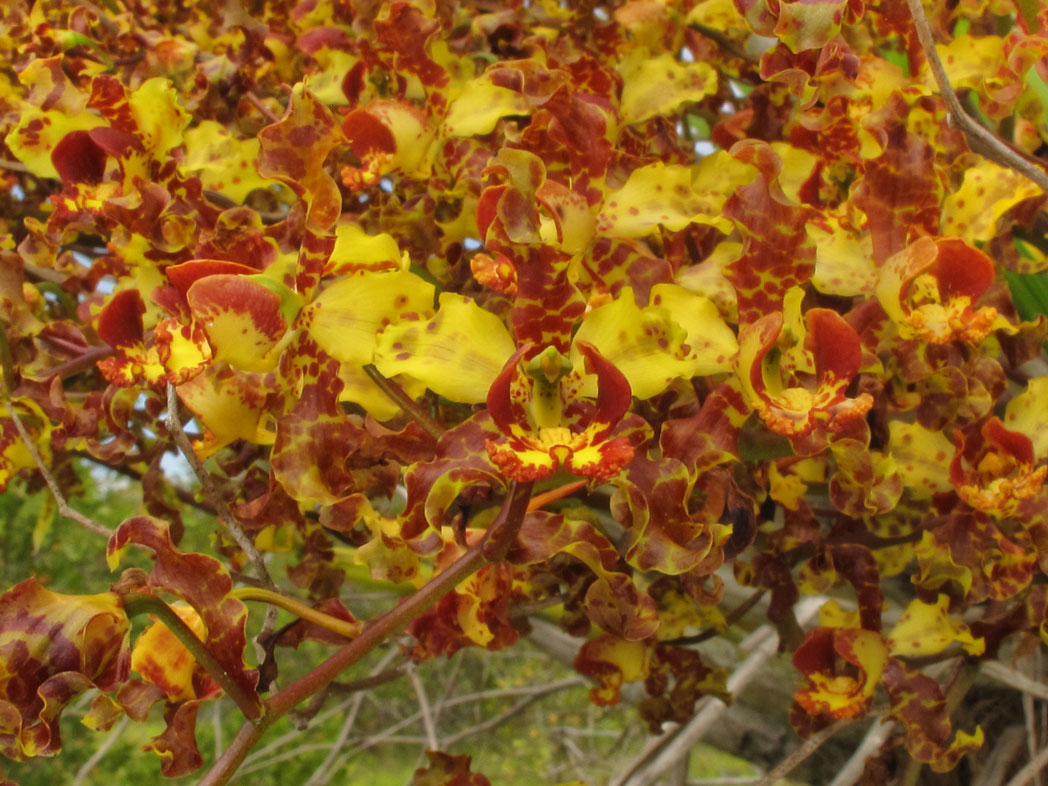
<box><xmin>736</xmin><ymin>288</ymin><xmax>873</xmax><ymax>445</ymax></box>
<box><xmin>372</xmin><ymin>285</ymin><xmax>737</xmax><ymax>482</ymax></box>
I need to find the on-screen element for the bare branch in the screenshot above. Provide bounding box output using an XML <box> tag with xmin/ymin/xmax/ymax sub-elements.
<box><xmin>904</xmin><ymin>0</ymin><xmax>1048</xmax><ymax>194</ymax></box>
<box><xmin>1005</xmin><ymin>742</ymin><xmax>1048</xmax><ymax>786</ymax></box>
<box><xmin>244</xmin><ymin>90</ymin><xmax>282</xmax><ymax>124</ymax></box>
<box><xmin>611</xmin><ymin>595</ymin><xmax>827</xmax><ymax>786</ymax></box>
<box><xmin>200</xmin><ymin>481</ymin><xmax>535</xmax><ymax>786</ymax></box>
<box><xmin>301</xmin><ymin>690</ymin><xmax>364</xmax><ymax>786</ymax></box>
<box><xmin>982</xmin><ymin>661</ymin><xmax>1048</xmax><ymax>703</ymax></box>
<box><xmin>6</xmin><ymin>405</ymin><xmax>112</xmax><ymax>537</ymax></box>
<box><xmin>363</xmin><ymin>364</ymin><xmax>444</xmax><ymax>441</ymax></box>
<box><xmin>827</xmin><ymin>718</ymin><xmax>896</xmax><ymax>786</ymax></box>
<box><xmin>0</xmin><ymin>158</ymin><xmax>32</xmax><ymax>174</ymax></box>
<box><xmin>753</xmin><ymin>717</ymin><xmax>854</xmax><ymax>786</ymax></box>
<box><xmin>1024</xmin><ymin>651</ymin><xmax>1044</xmax><ymax>786</ymax></box>
<box><xmin>407</xmin><ymin>662</ymin><xmax>439</xmax><ymax>751</ymax></box>
<box><xmin>687</xmin><ymin>22</ymin><xmax>759</xmax><ymax>65</ymax></box>
<box><xmin>442</xmin><ymin>679</ymin><xmax>584</xmax><ymax>747</ymax></box>
<box><xmin>71</xmin><ymin>714</ymin><xmax>130</xmax><ymax>786</ymax></box>
<box><xmin>164</xmin><ymin>384</ymin><xmax>276</xmax><ymax>591</ymax></box>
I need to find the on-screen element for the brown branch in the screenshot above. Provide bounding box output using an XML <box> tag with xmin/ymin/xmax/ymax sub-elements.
<box><xmin>197</xmin><ymin>480</ymin><xmax>535</xmax><ymax>786</ymax></box>
<box><xmin>441</xmin><ymin>680</ymin><xmax>583</xmax><ymax>747</ymax></box>
<box><xmin>687</xmin><ymin>22</ymin><xmax>759</xmax><ymax>65</ymax></box>
<box><xmin>122</xmin><ymin>593</ymin><xmax>262</xmax><ymax>721</ymax></box>
<box><xmin>905</xmin><ymin>0</ymin><xmax>1048</xmax><ymax>193</ymax></box>
<box><xmin>245</xmin><ymin>90</ymin><xmax>283</xmax><ymax>124</ymax></box>
<box><xmin>6</xmin><ymin>406</ymin><xmax>112</xmax><ymax>537</ymax></box>
<box><xmin>983</xmin><ymin>661</ymin><xmax>1048</xmax><ymax>703</ymax></box>
<box><xmin>71</xmin><ymin>715</ymin><xmax>130</xmax><ymax>786</ymax></box>
<box><xmin>662</xmin><ymin>589</ymin><xmax>765</xmax><ymax>647</ymax></box>
<box><xmin>164</xmin><ymin>384</ymin><xmax>277</xmax><ymax>592</ymax></box>
<box><xmin>1005</xmin><ymin>744</ymin><xmax>1048</xmax><ymax>786</ymax></box>
<box><xmin>42</xmin><ymin>346</ymin><xmax>115</xmax><ymax>381</ymax></box>
<box><xmin>299</xmin><ymin>646</ymin><xmax>401</xmax><ymax>786</ymax></box>
<box><xmin>73</xmin><ymin>450</ymin><xmax>214</xmax><ymax>516</ymax></box>
<box><xmin>329</xmin><ymin>667</ymin><xmax>406</xmax><ymax>695</ymax></box>
<box><xmin>407</xmin><ymin>662</ymin><xmax>439</xmax><ymax>750</ymax></box>
<box><xmin>363</xmin><ymin>364</ymin><xmax>444</xmax><ymax>440</ymax></box>
<box><xmin>0</xmin><ymin>329</ymin><xmax>15</xmax><ymax>393</ymax></box>
<box><xmin>753</xmin><ymin>717</ymin><xmax>855</xmax><ymax>786</ymax></box>
<box><xmin>0</xmin><ymin>158</ymin><xmax>32</xmax><ymax>174</ymax></box>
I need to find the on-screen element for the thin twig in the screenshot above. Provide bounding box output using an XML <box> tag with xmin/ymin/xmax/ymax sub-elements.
<box><xmin>363</xmin><ymin>364</ymin><xmax>444</xmax><ymax>440</ymax></box>
<box><xmin>199</xmin><ymin>480</ymin><xmax>536</xmax><ymax>786</ymax></box>
<box><xmin>0</xmin><ymin>328</ymin><xmax>16</xmax><ymax>392</ymax></box>
<box><xmin>244</xmin><ymin>695</ymin><xmax>358</xmax><ymax>769</ymax></box>
<box><xmin>421</xmin><ymin>677</ymin><xmax>586</xmax><ymax>709</ymax></box>
<box><xmin>73</xmin><ymin>450</ymin><xmax>215</xmax><ymax>517</ymax></box>
<box><xmin>39</xmin><ymin>345</ymin><xmax>115</xmax><ymax>381</ymax></box>
<box><xmin>6</xmin><ymin>405</ymin><xmax>112</xmax><ymax>537</ymax></box>
<box><xmin>983</xmin><ymin>661</ymin><xmax>1048</xmax><ymax>703</ymax></box>
<box><xmin>827</xmin><ymin>717</ymin><xmax>895</xmax><ymax>786</ymax></box>
<box><xmin>301</xmin><ymin>694</ymin><xmax>366</xmax><ymax>786</ymax></box>
<box><xmin>1005</xmin><ymin>743</ymin><xmax>1048</xmax><ymax>786</ymax></box>
<box><xmin>0</xmin><ymin>158</ymin><xmax>32</xmax><ymax>174</ymax></box>
<box><xmin>1025</xmin><ymin>651</ymin><xmax>1043</xmax><ymax>786</ymax></box>
<box><xmin>328</xmin><ymin>667</ymin><xmax>406</xmax><ymax>694</ymax></box>
<box><xmin>242</xmin><ymin>666</ymin><xmax>576</xmax><ymax>776</ymax></box>
<box><xmin>213</xmin><ymin>700</ymin><xmax>225</xmax><ymax>765</ymax></box>
<box><xmin>71</xmin><ymin>714</ymin><xmax>130</xmax><ymax>786</ymax></box>
<box><xmin>441</xmin><ymin>685</ymin><xmax>575</xmax><ymax>747</ymax></box>
<box><xmin>904</xmin><ymin>0</ymin><xmax>1048</xmax><ymax>193</ymax></box>
<box><xmin>164</xmin><ymin>384</ymin><xmax>276</xmax><ymax>592</ymax></box>
<box><xmin>300</xmin><ymin>648</ymin><xmax>400</xmax><ymax>786</ymax></box>
<box><xmin>244</xmin><ymin>90</ymin><xmax>283</xmax><ymax>124</ymax></box>
<box><xmin>612</xmin><ymin>596</ymin><xmax>827</xmax><ymax>786</ymax></box>
<box><xmin>662</xmin><ymin>588</ymin><xmax>765</xmax><ymax>647</ymax></box>
<box><xmin>753</xmin><ymin>717</ymin><xmax>855</xmax><ymax>786</ymax></box>
<box><xmin>308</xmin><ymin>679</ymin><xmax>586</xmax><ymax>783</ymax></box>
<box><xmin>122</xmin><ymin>593</ymin><xmax>262</xmax><ymax>720</ymax></box>
<box><xmin>407</xmin><ymin>663</ymin><xmax>439</xmax><ymax>750</ymax></box>
<box><xmin>426</xmin><ymin>649</ymin><xmax>463</xmax><ymax>735</ymax></box>
<box><xmin>688</xmin><ymin>22</ymin><xmax>759</xmax><ymax>65</ymax></box>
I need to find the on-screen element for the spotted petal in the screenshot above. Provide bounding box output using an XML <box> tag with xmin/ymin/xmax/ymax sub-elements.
<box><xmin>374</xmin><ymin>293</ymin><xmax>515</xmax><ymax>404</ymax></box>
<box><xmin>0</xmin><ymin>579</ymin><xmax>130</xmax><ymax>760</ymax></box>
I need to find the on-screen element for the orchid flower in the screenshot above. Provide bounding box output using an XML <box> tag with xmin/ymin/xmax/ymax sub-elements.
<box><xmin>736</xmin><ymin>288</ymin><xmax>872</xmax><ymax>445</ymax></box>
<box><xmin>951</xmin><ymin>417</ymin><xmax>1047</xmax><ymax>518</ymax></box>
<box><xmin>875</xmin><ymin>237</ymin><xmax>1008</xmax><ymax>344</ymax></box>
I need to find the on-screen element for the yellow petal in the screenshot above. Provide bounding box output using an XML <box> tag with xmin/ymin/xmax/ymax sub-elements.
<box><xmin>128</xmin><ymin>77</ymin><xmax>189</xmax><ymax>158</ymax></box>
<box><xmin>182</xmin><ymin>121</ymin><xmax>284</xmax><ymax>204</ymax></box>
<box><xmin>1004</xmin><ymin>377</ymin><xmax>1048</xmax><ymax>461</ymax></box>
<box><xmin>131</xmin><ymin>604</ymin><xmax>207</xmax><ymax>702</ymax></box>
<box><xmin>302</xmin><ymin>270</ymin><xmax>436</xmax><ymax>366</ymax></box>
<box><xmin>942</xmin><ymin>160</ymin><xmax>1042</xmax><ymax>245</ymax></box>
<box><xmin>373</xmin><ymin>293</ymin><xmax>516</xmax><ymax>404</ymax></box>
<box><xmin>888</xmin><ymin>595</ymin><xmax>985</xmax><ymax>658</ymax></box>
<box><xmin>327</xmin><ymin>222</ymin><xmax>403</xmax><ymax>275</ymax></box>
<box><xmin>442</xmin><ymin>74</ymin><xmax>531</xmax><ymax>137</ymax></box>
<box><xmin>573</xmin><ymin>289</ymin><xmax>695</xmax><ymax>400</ymax></box>
<box><xmin>597</xmin><ymin>153</ymin><xmax>756</xmax><ymax>237</ymax></box>
<box><xmin>649</xmin><ymin>283</ymin><xmax>738</xmax><ymax>375</ymax></box>
<box><xmin>618</xmin><ymin>51</ymin><xmax>718</xmax><ymax>125</ymax></box>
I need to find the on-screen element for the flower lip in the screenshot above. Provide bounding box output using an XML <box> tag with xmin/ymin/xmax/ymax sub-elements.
<box><xmin>793</xmin><ymin>626</ymin><xmax>887</xmax><ymax>720</ymax></box>
<box><xmin>950</xmin><ymin>417</ymin><xmax>1047</xmax><ymax>517</ymax></box>
<box><xmin>877</xmin><ymin>237</ymin><xmax>999</xmax><ymax>344</ymax></box>
<box><xmin>738</xmin><ymin>306</ymin><xmax>873</xmax><ymax>439</ymax></box>
<box><xmin>485</xmin><ymin>340</ymin><xmax>634</xmax><ymax>481</ymax></box>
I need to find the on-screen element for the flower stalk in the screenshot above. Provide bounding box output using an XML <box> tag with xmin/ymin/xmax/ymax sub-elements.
<box><xmin>197</xmin><ymin>480</ymin><xmax>535</xmax><ymax>786</ymax></box>
<box><xmin>122</xmin><ymin>593</ymin><xmax>263</xmax><ymax>721</ymax></box>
